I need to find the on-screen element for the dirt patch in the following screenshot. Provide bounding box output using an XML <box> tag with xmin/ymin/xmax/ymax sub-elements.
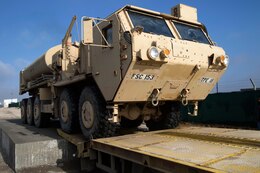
<box><xmin>0</xmin><ymin>108</ymin><xmax>20</xmax><ymax>120</ymax></box>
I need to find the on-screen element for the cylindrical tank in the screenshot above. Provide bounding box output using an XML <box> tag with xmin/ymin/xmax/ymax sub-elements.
<box><xmin>22</xmin><ymin>45</ymin><xmax>62</xmax><ymax>82</ymax></box>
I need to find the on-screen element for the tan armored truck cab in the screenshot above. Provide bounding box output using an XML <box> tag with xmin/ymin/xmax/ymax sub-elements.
<box><xmin>19</xmin><ymin>4</ymin><xmax>228</xmax><ymax>139</ymax></box>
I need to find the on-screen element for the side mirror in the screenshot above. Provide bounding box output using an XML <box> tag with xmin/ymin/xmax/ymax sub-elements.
<box><xmin>82</xmin><ymin>18</ymin><xmax>93</xmax><ymax>44</ymax></box>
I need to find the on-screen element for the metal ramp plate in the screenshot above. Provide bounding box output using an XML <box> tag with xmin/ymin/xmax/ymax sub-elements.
<box><xmin>92</xmin><ymin>126</ymin><xmax>260</xmax><ymax>173</ymax></box>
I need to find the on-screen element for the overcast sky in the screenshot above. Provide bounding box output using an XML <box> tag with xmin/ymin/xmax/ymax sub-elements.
<box><xmin>0</xmin><ymin>0</ymin><xmax>259</xmax><ymax>103</ymax></box>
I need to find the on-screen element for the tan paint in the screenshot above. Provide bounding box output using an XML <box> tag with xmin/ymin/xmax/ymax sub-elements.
<box><xmin>22</xmin><ymin>44</ymin><xmax>62</xmax><ymax>82</ymax></box>
<box><xmin>171</xmin><ymin>4</ymin><xmax>198</xmax><ymax>23</ymax></box>
<box><xmin>89</xmin><ymin>15</ymin><xmax>122</xmax><ymax>101</ymax></box>
<box><xmin>61</xmin><ymin>37</ymin><xmax>79</xmax><ymax>80</ymax></box>
<box><xmin>39</xmin><ymin>88</ymin><xmax>52</xmax><ymax>100</ymax></box>
<box><xmin>20</xmin><ymin>4</ymin><xmax>228</xmax><ymax>121</ymax></box>
<box><xmin>114</xmin><ymin>32</ymin><xmax>226</xmax><ymax>102</ymax></box>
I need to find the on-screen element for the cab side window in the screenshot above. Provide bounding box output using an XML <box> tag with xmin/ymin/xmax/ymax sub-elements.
<box><xmin>102</xmin><ymin>24</ymin><xmax>112</xmax><ymax>46</ymax></box>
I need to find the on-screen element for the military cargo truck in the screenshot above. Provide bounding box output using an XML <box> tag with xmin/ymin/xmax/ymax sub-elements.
<box><xmin>19</xmin><ymin>4</ymin><xmax>228</xmax><ymax>139</ymax></box>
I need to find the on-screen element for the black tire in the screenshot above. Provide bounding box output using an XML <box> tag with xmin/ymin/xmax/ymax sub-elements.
<box><xmin>79</xmin><ymin>87</ymin><xmax>116</xmax><ymax>139</ymax></box>
<box><xmin>145</xmin><ymin>102</ymin><xmax>180</xmax><ymax>131</ymax></box>
<box><xmin>27</xmin><ymin>97</ymin><xmax>34</xmax><ymax>125</ymax></box>
<box><xmin>34</xmin><ymin>96</ymin><xmax>50</xmax><ymax>128</ymax></box>
<box><xmin>21</xmin><ymin>99</ymin><xmax>27</xmax><ymax>124</ymax></box>
<box><xmin>59</xmin><ymin>88</ymin><xmax>79</xmax><ymax>133</ymax></box>
<box><xmin>120</xmin><ymin>117</ymin><xmax>143</xmax><ymax>128</ymax></box>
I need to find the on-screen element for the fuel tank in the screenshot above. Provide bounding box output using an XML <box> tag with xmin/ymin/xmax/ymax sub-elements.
<box><xmin>22</xmin><ymin>45</ymin><xmax>61</xmax><ymax>82</ymax></box>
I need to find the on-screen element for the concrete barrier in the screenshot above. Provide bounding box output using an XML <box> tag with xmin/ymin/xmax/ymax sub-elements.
<box><xmin>0</xmin><ymin>119</ymin><xmax>77</xmax><ymax>172</ymax></box>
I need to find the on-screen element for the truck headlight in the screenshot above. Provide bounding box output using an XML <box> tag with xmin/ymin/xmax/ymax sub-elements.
<box><xmin>223</xmin><ymin>55</ymin><xmax>229</xmax><ymax>67</ymax></box>
<box><xmin>216</xmin><ymin>55</ymin><xmax>229</xmax><ymax>67</ymax></box>
<box><xmin>147</xmin><ymin>46</ymin><xmax>159</xmax><ymax>60</ymax></box>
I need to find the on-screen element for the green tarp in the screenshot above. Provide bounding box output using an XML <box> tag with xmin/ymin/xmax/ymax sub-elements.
<box><xmin>181</xmin><ymin>90</ymin><xmax>260</xmax><ymax>127</ymax></box>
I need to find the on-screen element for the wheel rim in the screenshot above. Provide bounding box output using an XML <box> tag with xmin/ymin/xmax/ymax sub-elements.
<box><xmin>81</xmin><ymin>101</ymin><xmax>94</xmax><ymax>129</ymax></box>
<box><xmin>60</xmin><ymin>101</ymin><xmax>69</xmax><ymax>123</ymax></box>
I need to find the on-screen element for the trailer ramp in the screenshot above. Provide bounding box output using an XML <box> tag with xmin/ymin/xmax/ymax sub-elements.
<box><xmin>92</xmin><ymin>126</ymin><xmax>260</xmax><ymax>173</ymax></box>
<box><xmin>58</xmin><ymin>126</ymin><xmax>260</xmax><ymax>173</ymax></box>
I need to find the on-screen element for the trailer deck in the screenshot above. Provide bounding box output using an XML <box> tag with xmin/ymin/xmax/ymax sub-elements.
<box><xmin>58</xmin><ymin>126</ymin><xmax>260</xmax><ymax>173</ymax></box>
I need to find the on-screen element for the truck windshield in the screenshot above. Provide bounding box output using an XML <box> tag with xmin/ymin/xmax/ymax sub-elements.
<box><xmin>173</xmin><ymin>22</ymin><xmax>210</xmax><ymax>44</ymax></box>
<box><xmin>128</xmin><ymin>11</ymin><xmax>174</xmax><ymax>38</ymax></box>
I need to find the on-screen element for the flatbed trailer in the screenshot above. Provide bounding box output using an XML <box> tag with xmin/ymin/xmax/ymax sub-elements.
<box><xmin>57</xmin><ymin>126</ymin><xmax>260</xmax><ymax>173</ymax></box>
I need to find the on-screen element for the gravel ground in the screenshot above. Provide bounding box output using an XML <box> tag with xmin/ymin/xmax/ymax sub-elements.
<box><xmin>0</xmin><ymin>107</ymin><xmax>20</xmax><ymax>120</ymax></box>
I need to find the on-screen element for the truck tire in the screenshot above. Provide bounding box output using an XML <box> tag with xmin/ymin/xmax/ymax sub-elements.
<box><xmin>79</xmin><ymin>87</ymin><xmax>116</xmax><ymax>139</ymax></box>
<box><xmin>27</xmin><ymin>97</ymin><xmax>34</xmax><ymax>125</ymax></box>
<box><xmin>34</xmin><ymin>96</ymin><xmax>50</xmax><ymax>128</ymax></box>
<box><xmin>145</xmin><ymin>103</ymin><xmax>180</xmax><ymax>131</ymax></box>
<box><xmin>59</xmin><ymin>88</ymin><xmax>79</xmax><ymax>133</ymax></box>
<box><xmin>21</xmin><ymin>99</ymin><xmax>27</xmax><ymax>124</ymax></box>
<box><xmin>120</xmin><ymin>117</ymin><xmax>143</xmax><ymax>128</ymax></box>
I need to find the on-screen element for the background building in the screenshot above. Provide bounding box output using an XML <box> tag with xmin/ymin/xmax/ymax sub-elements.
<box><xmin>3</xmin><ymin>99</ymin><xmax>18</xmax><ymax>108</ymax></box>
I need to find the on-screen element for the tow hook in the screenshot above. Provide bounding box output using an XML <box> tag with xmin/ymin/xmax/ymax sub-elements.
<box><xmin>188</xmin><ymin>101</ymin><xmax>199</xmax><ymax>116</ymax></box>
<box><xmin>180</xmin><ymin>89</ymin><xmax>189</xmax><ymax>106</ymax></box>
<box><xmin>151</xmin><ymin>89</ymin><xmax>160</xmax><ymax>106</ymax></box>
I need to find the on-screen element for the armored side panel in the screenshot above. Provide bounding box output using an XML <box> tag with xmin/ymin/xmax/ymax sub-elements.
<box><xmin>114</xmin><ymin>35</ymin><xmax>226</xmax><ymax>102</ymax></box>
<box><xmin>89</xmin><ymin>15</ymin><xmax>122</xmax><ymax>101</ymax></box>
<box><xmin>112</xmin><ymin>6</ymin><xmax>227</xmax><ymax>102</ymax></box>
